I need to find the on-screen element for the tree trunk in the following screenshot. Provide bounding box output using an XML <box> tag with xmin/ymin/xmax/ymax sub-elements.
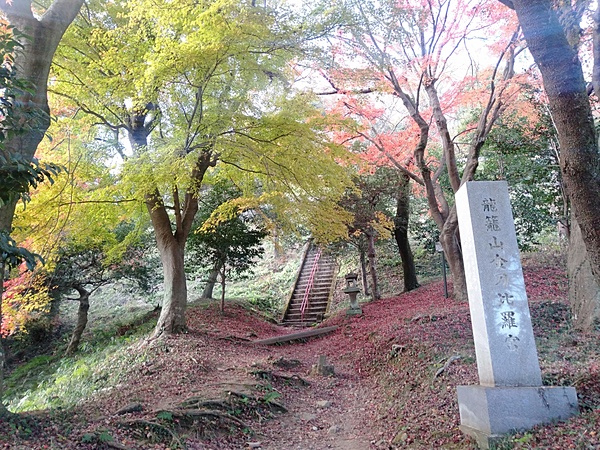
<box><xmin>440</xmin><ymin>208</ymin><xmax>468</xmax><ymax>302</ymax></box>
<box><xmin>220</xmin><ymin>267</ymin><xmax>226</xmax><ymax>313</ymax></box>
<box><xmin>393</xmin><ymin>174</ymin><xmax>419</xmax><ymax>292</ymax></box>
<box><xmin>366</xmin><ymin>231</ymin><xmax>380</xmax><ymax>300</ymax></box>
<box><xmin>509</xmin><ymin>0</ymin><xmax>600</xmax><ymax>290</ymax></box>
<box><xmin>202</xmin><ymin>265</ymin><xmax>220</xmax><ymax>299</ymax></box>
<box><xmin>152</xmin><ymin>236</ymin><xmax>188</xmax><ymax>337</ymax></box>
<box><xmin>359</xmin><ymin>247</ymin><xmax>370</xmax><ymax>296</ymax></box>
<box><xmin>568</xmin><ymin>215</ymin><xmax>600</xmax><ymax>331</ymax></box>
<box><xmin>0</xmin><ymin>261</ymin><xmax>8</xmax><ymax>416</ymax></box>
<box><xmin>66</xmin><ymin>288</ymin><xmax>90</xmax><ymax>355</ymax></box>
<box><xmin>126</xmin><ymin>107</ymin><xmax>214</xmax><ymax>339</ymax></box>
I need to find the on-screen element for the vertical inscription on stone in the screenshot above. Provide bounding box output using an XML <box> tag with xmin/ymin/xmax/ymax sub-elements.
<box><xmin>456</xmin><ymin>181</ymin><xmax>542</xmax><ymax>387</ymax></box>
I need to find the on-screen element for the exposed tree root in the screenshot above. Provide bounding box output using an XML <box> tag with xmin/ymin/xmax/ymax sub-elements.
<box><xmin>167</xmin><ymin>408</ymin><xmax>248</xmax><ymax>427</ymax></box>
<box><xmin>227</xmin><ymin>390</ymin><xmax>288</xmax><ymax>414</ymax></box>
<box><xmin>118</xmin><ymin>389</ymin><xmax>287</xmax><ymax>447</ymax></box>
<box><xmin>432</xmin><ymin>355</ymin><xmax>462</xmax><ymax>380</ymax></box>
<box><xmin>119</xmin><ymin>417</ymin><xmax>186</xmax><ymax>448</ymax></box>
<box><xmin>251</xmin><ymin>369</ymin><xmax>310</xmax><ymax>387</ymax></box>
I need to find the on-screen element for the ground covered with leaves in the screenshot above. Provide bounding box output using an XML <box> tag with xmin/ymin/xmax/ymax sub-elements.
<box><xmin>1</xmin><ymin>256</ymin><xmax>599</xmax><ymax>449</ymax></box>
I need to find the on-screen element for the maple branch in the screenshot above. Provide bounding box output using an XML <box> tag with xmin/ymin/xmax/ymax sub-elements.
<box><xmin>387</xmin><ymin>71</ymin><xmax>444</xmax><ymax>229</ymax></box>
<box><xmin>179</xmin><ymin>150</ymin><xmax>218</xmax><ymax>243</ymax></box>
<box><xmin>425</xmin><ymin>83</ymin><xmax>461</xmax><ymax>193</ymax></box>
<box><xmin>461</xmin><ymin>29</ymin><xmax>519</xmax><ymax>183</ymax></box>
<box><xmin>314</xmin><ymin>70</ymin><xmax>376</xmax><ymax>95</ymax></box>
<box><xmin>173</xmin><ymin>185</ymin><xmax>183</xmax><ymax>235</ymax></box>
<box><xmin>48</xmin><ymin>85</ymin><xmax>126</xmax><ymax>133</ymax></box>
<box><xmin>57</xmin><ymin>199</ymin><xmax>137</xmax><ymax>207</ymax></box>
<box><xmin>219</xmin><ymin>160</ymin><xmax>269</xmax><ymax>176</ymax></box>
<box><xmin>356</xmin><ymin>130</ymin><xmax>424</xmax><ymax>186</ymax></box>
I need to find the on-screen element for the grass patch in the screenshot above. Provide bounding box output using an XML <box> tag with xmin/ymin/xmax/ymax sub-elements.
<box><xmin>4</xmin><ymin>316</ymin><xmax>155</xmax><ymax>413</ymax></box>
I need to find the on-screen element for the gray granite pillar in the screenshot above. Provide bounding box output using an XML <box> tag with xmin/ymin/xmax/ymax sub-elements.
<box><xmin>455</xmin><ymin>181</ymin><xmax>578</xmax><ymax>449</ymax></box>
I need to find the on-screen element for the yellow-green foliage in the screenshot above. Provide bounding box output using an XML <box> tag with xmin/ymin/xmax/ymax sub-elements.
<box><xmin>48</xmin><ymin>0</ymin><xmax>356</xmax><ymax>247</ymax></box>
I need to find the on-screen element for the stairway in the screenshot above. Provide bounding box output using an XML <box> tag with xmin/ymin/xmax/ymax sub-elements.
<box><xmin>281</xmin><ymin>243</ymin><xmax>337</xmax><ymax>327</ymax></box>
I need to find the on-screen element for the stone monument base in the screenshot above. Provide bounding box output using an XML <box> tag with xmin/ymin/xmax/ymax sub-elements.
<box><xmin>346</xmin><ymin>306</ymin><xmax>362</xmax><ymax>316</ymax></box>
<box><xmin>457</xmin><ymin>385</ymin><xmax>578</xmax><ymax>449</ymax></box>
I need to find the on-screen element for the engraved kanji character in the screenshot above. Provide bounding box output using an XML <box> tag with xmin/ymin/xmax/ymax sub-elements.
<box><xmin>497</xmin><ymin>292</ymin><xmax>514</xmax><ymax>306</ymax></box>
<box><xmin>485</xmin><ymin>216</ymin><xmax>501</xmax><ymax>232</ymax></box>
<box><xmin>491</xmin><ymin>254</ymin><xmax>508</xmax><ymax>269</ymax></box>
<box><xmin>495</xmin><ymin>273</ymin><xmax>509</xmax><ymax>288</ymax></box>
<box><xmin>482</xmin><ymin>197</ymin><xmax>497</xmax><ymax>212</ymax></box>
<box><xmin>489</xmin><ymin>236</ymin><xmax>503</xmax><ymax>250</ymax></box>
<box><xmin>500</xmin><ymin>311</ymin><xmax>518</xmax><ymax>329</ymax></box>
<box><xmin>505</xmin><ymin>334</ymin><xmax>520</xmax><ymax>351</ymax></box>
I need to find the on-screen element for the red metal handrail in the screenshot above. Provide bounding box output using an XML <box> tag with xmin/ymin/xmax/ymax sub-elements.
<box><xmin>300</xmin><ymin>247</ymin><xmax>322</xmax><ymax>322</ymax></box>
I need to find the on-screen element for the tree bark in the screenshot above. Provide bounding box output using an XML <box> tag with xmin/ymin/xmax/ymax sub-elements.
<box><xmin>66</xmin><ymin>287</ymin><xmax>90</xmax><ymax>355</ymax></box>
<box><xmin>153</xmin><ymin>234</ymin><xmax>188</xmax><ymax>335</ymax></box>
<box><xmin>366</xmin><ymin>231</ymin><xmax>380</xmax><ymax>301</ymax></box>
<box><xmin>439</xmin><ymin>208</ymin><xmax>467</xmax><ymax>302</ymax></box>
<box><xmin>0</xmin><ymin>261</ymin><xmax>8</xmax><ymax>416</ymax></box>
<box><xmin>201</xmin><ymin>265</ymin><xmax>220</xmax><ymax>299</ymax></box>
<box><xmin>147</xmin><ymin>189</ymin><xmax>188</xmax><ymax>337</ymax></box>
<box><xmin>568</xmin><ymin>215</ymin><xmax>600</xmax><ymax>331</ymax></box>
<box><xmin>393</xmin><ymin>174</ymin><xmax>419</xmax><ymax>292</ymax></box>
<box><xmin>359</xmin><ymin>246</ymin><xmax>370</xmax><ymax>296</ymax></box>
<box><xmin>508</xmin><ymin>0</ymin><xmax>600</xmax><ymax>290</ymax></box>
<box><xmin>220</xmin><ymin>266</ymin><xmax>226</xmax><ymax>313</ymax></box>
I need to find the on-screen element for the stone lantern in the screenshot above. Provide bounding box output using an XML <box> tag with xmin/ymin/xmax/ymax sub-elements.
<box><xmin>343</xmin><ymin>272</ymin><xmax>362</xmax><ymax>315</ymax></box>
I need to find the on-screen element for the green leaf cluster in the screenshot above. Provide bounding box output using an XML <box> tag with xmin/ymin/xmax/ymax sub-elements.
<box><xmin>0</xmin><ymin>154</ymin><xmax>62</xmax><ymax>209</ymax></box>
<box><xmin>0</xmin><ymin>231</ymin><xmax>42</xmax><ymax>271</ymax></box>
<box><xmin>188</xmin><ymin>180</ymin><xmax>268</xmax><ymax>280</ymax></box>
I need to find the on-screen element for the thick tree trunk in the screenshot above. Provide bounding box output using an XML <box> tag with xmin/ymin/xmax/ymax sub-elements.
<box><xmin>509</xmin><ymin>0</ymin><xmax>600</xmax><ymax>290</ymax></box>
<box><xmin>393</xmin><ymin>174</ymin><xmax>419</xmax><ymax>292</ymax></box>
<box><xmin>366</xmin><ymin>231</ymin><xmax>380</xmax><ymax>300</ymax></box>
<box><xmin>202</xmin><ymin>265</ymin><xmax>220</xmax><ymax>299</ymax></box>
<box><xmin>153</xmin><ymin>237</ymin><xmax>188</xmax><ymax>337</ymax></box>
<box><xmin>568</xmin><ymin>216</ymin><xmax>600</xmax><ymax>331</ymax></box>
<box><xmin>359</xmin><ymin>247</ymin><xmax>370</xmax><ymax>296</ymax></box>
<box><xmin>66</xmin><ymin>288</ymin><xmax>90</xmax><ymax>355</ymax></box>
<box><xmin>131</xmin><ymin>119</ymin><xmax>213</xmax><ymax>339</ymax></box>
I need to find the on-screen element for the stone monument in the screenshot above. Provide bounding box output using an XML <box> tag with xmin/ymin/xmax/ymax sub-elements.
<box><xmin>455</xmin><ymin>181</ymin><xmax>578</xmax><ymax>449</ymax></box>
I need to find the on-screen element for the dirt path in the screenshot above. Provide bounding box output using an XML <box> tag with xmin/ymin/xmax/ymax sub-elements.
<box><xmin>238</xmin><ymin>323</ymin><xmax>383</xmax><ymax>450</ymax></box>
<box><xmin>253</xmin><ymin>357</ymin><xmax>376</xmax><ymax>450</ymax></box>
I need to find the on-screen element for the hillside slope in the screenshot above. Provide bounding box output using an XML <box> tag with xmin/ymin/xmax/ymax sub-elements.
<box><xmin>1</xmin><ymin>258</ymin><xmax>599</xmax><ymax>449</ymax></box>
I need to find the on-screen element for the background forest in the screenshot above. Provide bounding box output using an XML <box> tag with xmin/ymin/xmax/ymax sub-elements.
<box><xmin>0</xmin><ymin>0</ymin><xmax>599</xmax><ymax>449</ymax></box>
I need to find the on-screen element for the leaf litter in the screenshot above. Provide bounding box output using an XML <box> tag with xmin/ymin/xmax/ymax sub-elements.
<box><xmin>1</xmin><ymin>259</ymin><xmax>598</xmax><ymax>449</ymax></box>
